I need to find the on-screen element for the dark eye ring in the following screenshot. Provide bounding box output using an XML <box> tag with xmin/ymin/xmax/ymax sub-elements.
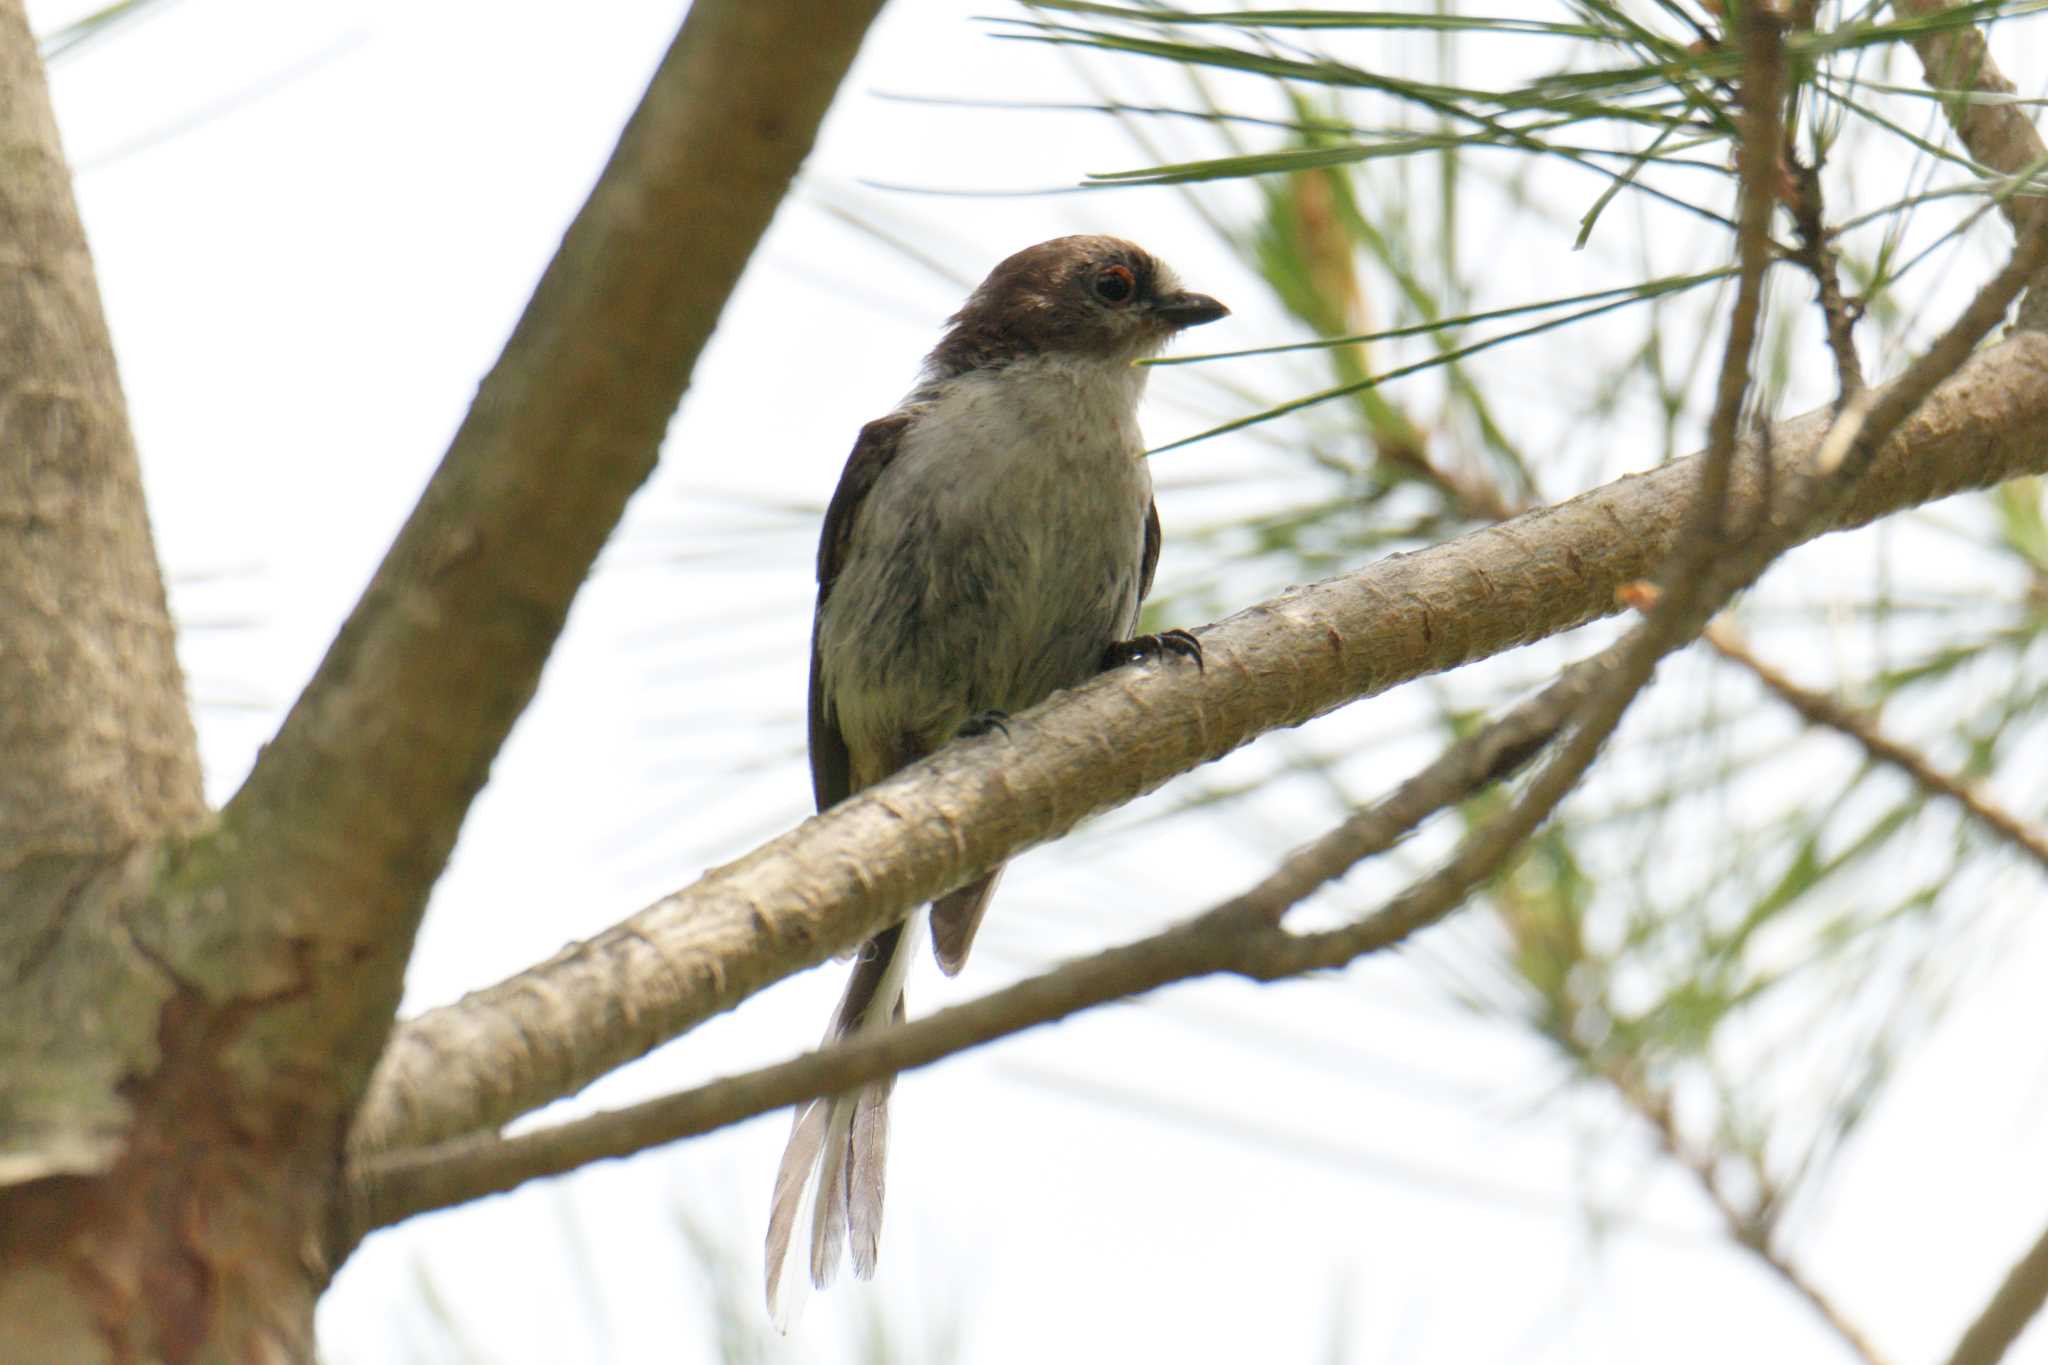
<box><xmin>1093</xmin><ymin>264</ymin><xmax>1136</xmax><ymax>304</ymax></box>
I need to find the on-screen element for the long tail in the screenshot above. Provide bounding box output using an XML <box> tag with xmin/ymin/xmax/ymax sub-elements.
<box><xmin>765</xmin><ymin>917</ymin><xmax>917</xmax><ymax>1327</ymax></box>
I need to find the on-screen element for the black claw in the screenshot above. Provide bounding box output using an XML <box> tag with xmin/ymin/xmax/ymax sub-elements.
<box><xmin>957</xmin><ymin>709</ymin><xmax>1012</xmax><ymax>739</ymax></box>
<box><xmin>1159</xmin><ymin>629</ymin><xmax>1204</xmax><ymax>670</ymax></box>
<box><xmin>1101</xmin><ymin>629</ymin><xmax>1205</xmax><ymax>674</ymax></box>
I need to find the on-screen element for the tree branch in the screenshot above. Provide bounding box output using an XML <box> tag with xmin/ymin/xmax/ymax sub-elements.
<box><xmin>1892</xmin><ymin>0</ymin><xmax>2048</xmax><ymax>327</ymax></box>
<box><xmin>1788</xmin><ymin>153</ymin><xmax>1867</xmax><ymax>398</ymax></box>
<box><xmin>1893</xmin><ymin>0</ymin><xmax>2048</xmax><ymax>229</ymax></box>
<box><xmin>1590</xmin><ymin>1054</ymin><xmax>1892</xmax><ymax>1365</ymax></box>
<box><xmin>0</xmin><ymin>0</ymin><xmax>206</xmax><ymax>1182</ymax></box>
<box><xmin>1704</xmin><ymin>620</ymin><xmax>2048</xmax><ymax>875</ymax></box>
<box><xmin>1944</xmin><ymin>1214</ymin><xmax>2048</xmax><ymax>1365</ymax></box>
<box><xmin>185</xmin><ymin>0</ymin><xmax>889</xmax><ymax>1094</ymax></box>
<box><xmin>346</xmin><ymin>628</ymin><xmax>1645</xmax><ymax>1235</ymax></box>
<box><xmin>349</xmin><ymin>317</ymin><xmax>2048</xmax><ymax>1164</ymax></box>
<box><xmin>0</xmin><ymin>0</ymin><xmax>204</xmax><ymax>861</ymax></box>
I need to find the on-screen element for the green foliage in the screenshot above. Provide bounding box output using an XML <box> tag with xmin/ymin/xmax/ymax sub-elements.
<box><xmin>984</xmin><ymin>3</ymin><xmax>2048</xmax><ymax>1347</ymax></box>
<box><xmin>651</xmin><ymin>2</ymin><xmax>2045</xmax><ymax>1351</ymax></box>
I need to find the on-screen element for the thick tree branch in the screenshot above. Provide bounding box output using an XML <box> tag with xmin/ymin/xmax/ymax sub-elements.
<box><xmin>0</xmin><ymin>0</ymin><xmax>205</xmax><ymax>1182</ymax></box>
<box><xmin>352</xmin><ymin>314</ymin><xmax>2048</xmax><ymax>1161</ymax></box>
<box><xmin>349</xmin><ymin>626</ymin><xmax>1643</xmax><ymax>1234</ymax></box>
<box><xmin>0</xmin><ymin>0</ymin><xmax>203</xmax><ymax>861</ymax></box>
<box><xmin>180</xmin><ymin>0</ymin><xmax>888</xmax><ymax>1097</ymax></box>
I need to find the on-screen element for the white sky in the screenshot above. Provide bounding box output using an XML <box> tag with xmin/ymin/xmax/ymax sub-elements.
<box><xmin>25</xmin><ymin>1</ymin><xmax>2048</xmax><ymax>1362</ymax></box>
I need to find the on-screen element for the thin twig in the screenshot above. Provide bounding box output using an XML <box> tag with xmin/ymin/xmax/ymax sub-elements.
<box><xmin>1703</xmin><ymin>620</ymin><xmax>2048</xmax><ymax>873</ymax></box>
<box><xmin>1594</xmin><ymin>1056</ymin><xmax>1895</xmax><ymax>1365</ymax></box>
<box><xmin>1789</xmin><ymin>156</ymin><xmax>1869</xmax><ymax>398</ymax></box>
<box><xmin>1698</xmin><ymin>4</ymin><xmax>1790</xmax><ymax>541</ymax></box>
<box><xmin>1478</xmin><ymin>23</ymin><xmax>1905</xmax><ymax>1365</ymax></box>
<box><xmin>1237</xmin><ymin>641</ymin><xmax>1619</xmax><ymax>926</ymax></box>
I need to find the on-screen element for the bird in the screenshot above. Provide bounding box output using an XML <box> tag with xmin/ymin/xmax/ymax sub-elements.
<box><xmin>765</xmin><ymin>235</ymin><xmax>1226</xmax><ymax>1324</ymax></box>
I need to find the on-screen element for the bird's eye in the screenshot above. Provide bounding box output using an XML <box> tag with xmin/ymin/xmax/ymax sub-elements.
<box><xmin>1092</xmin><ymin>265</ymin><xmax>1136</xmax><ymax>304</ymax></box>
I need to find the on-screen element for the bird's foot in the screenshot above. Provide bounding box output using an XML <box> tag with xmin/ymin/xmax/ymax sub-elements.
<box><xmin>956</xmin><ymin>709</ymin><xmax>1012</xmax><ymax>739</ymax></box>
<box><xmin>1101</xmin><ymin>628</ymin><xmax>1204</xmax><ymax>673</ymax></box>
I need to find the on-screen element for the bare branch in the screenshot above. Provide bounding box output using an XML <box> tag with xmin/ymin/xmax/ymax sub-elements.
<box><xmin>346</xmin><ymin>11</ymin><xmax>2048</xmax><ymax>1173</ymax></box>
<box><xmin>1945</xmin><ymin>1215</ymin><xmax>2048</xmax><ymax>1365</ymax></box>
<box><xmin>351</xmin><ymin>115</ymin><xmax>2042</xmax><ymax>1232</ymax></box>
<box><xmin>351</xmin><ymin>318</ymin><xmax>2048</xmax><ymax>1164</ymax></box>
<box><xmin>0</xmin><ymin>0</ymin><xmax>203</xmax><ymax>862</ymax></box>
<box><xmin>188</xmin><ymin>0</ymin><xmax>889</xmax><ymax>1084</ymax></box>
<box><xmin>0</xmin><ymin>0</ymin><xmax>205</xmax><ymax>1183</ymax></box>
<box><xmin>1788</xmin><ymin>158</ymin><xmax>1868</xmax><ymax>399</ymax></box>
<box><xmin>1704</xmin><ymin>620</ymin><xmax>2048</xmax><ymax>874</ymax></box>
<box><xmin>1893</xmin><ymin>0</ymin><xmax>2048</xmax><ymax>230</ymax></box>
<box><xmin>1593</xmin><ymin>1057</ymin><xmax>1893</xmax><ymax>1365</ymax></box>
<box><xmin>349</xmin><ymin>213</ymin><xmax>2043</xmax><ymax>1238</ymax></box>
<box><xmin>1236</xmin><ymin>641</ymin><xmax>1622</xmax><ymax>928</ymax></box>
<box><xmin>1892</xmin><ymin>0</ymin><xmax>2048</xmax><ymax>327</ymax></box>
<box><xmin>346</xmin><ymin>628</ymin><xmax>1647</xmax><ymax>1235</ymax></box>
<box><xmin>1699</xmin><ymin>5</ymin><xmax>1788</xmax><ymax>538</ymax></box>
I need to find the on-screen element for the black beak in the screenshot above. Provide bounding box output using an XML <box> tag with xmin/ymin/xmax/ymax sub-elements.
<box><xmin>1150</xmin><ymin>290</ymin><xmax>1229</xmax><ymax>329</ymax></box>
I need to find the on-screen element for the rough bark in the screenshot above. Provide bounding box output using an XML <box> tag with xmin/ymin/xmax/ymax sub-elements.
<box><xmin>0</xmin><ymin>0</ymin><xmax>224</xmax><ymax>1354</ymax></box>
<box><xmin>0</xmin><ymin>0</ymin><xmax>887</xmax><ymax>1358</ymax></box>
<box><xmin>0</xmin><ymin>0</ymin><xmax>203</xmax><ymax>1235</ymax></box>
<box><xmin>352</xmin><ymin>328</ymin><xmax>2048</xmax><ymax>1163</ymax></box>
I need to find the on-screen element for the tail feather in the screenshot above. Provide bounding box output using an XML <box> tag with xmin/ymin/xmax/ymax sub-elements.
<box><xmin>930</xmin><ymin>866</ymin><xmax>1005</xmax><ymax>976</ymax></box>
<box><xmin>764</xmin><ymin>916</ymin><xmax>919</xmax><ymax>1325</ymax></box>
<box><xmin>765</xmin><ymin>1096</ymin><xmax>828</xmax><ymax>1328</ymax></box>
<box><xmin>809</xmin><ymin>1100</ymin><xmax>853</xmax><ymax>1288</ymax></box>
<box><xmin>847</xmin><ymin>992</ymin><xmax>903</xmax><ymax>1278</ymax></box>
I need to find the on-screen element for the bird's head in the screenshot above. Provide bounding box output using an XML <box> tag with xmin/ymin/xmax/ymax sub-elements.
<box><xmin>927</xmin><ymin>235</ymin><xmax>1227</xmax><ymax>378</ymax></box>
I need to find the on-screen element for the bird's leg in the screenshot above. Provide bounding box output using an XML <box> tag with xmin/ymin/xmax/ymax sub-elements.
<box><xmin>1100</xmin><ymin>628</ymin><xmax>1203</xmax><ymax>673</ymax></box>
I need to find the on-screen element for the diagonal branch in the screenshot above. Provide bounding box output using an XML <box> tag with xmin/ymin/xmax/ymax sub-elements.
<box><xmin>346</xmin><ymin>627</ymin><xmax>1643</xmax><ymax>1237</ymax></box>
<box><xmin>1893</xmin><ymin>0</ymin><xmax>2048</xmax><ymax>232</ymax></box>
<box><xmin>344</xmin><ymin>139</ymin><xmax>2009</xmax><ymax>1227</ymax></box>
<box><xmin>1892</xmin><ymin>0</ymin><xmax>2048</xmax><ymax>326</ymax></box>
<box><xmin>1259</xmin><ymin>0</ymin><xmax>1796</xmax><ymax>985</ymax></box>
<box><xmin>350</xmin><ymin>321</ymin><xmax>2048</xmax><ymax>1163</ymax></box>
<box><xmin>351</xmin><ymin>224</ymin><xmax>2039</xmax><ymax>1236</ymax></box>
<box><xmin>187</xmin><ymin>0</ymin><xmax>889</xmax><ymax>1089</ymax></box>
<box><xmin>1591</xmin><ymin>1053</ymin><xmax>1893</xmax><ymax>1365</ymax></box>
<box><xmin>1945</xmin><ymin>1214</ymin><xmax>2048</xmax><ymax>1365</ymax></box>
<box><xmin>1704</xmin><ymin>620</ymin><xmax>2048</xmax><ymax>875</ymax></box>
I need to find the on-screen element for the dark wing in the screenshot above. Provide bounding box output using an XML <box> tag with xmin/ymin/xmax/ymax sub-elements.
<box><xmin>809</xmin><ymin>413</ymin><xmax>915</xmax><ymax>812</ymax></box>
<box><xmin>1137</xmin><ymin>497</ymin><xmax>1163</xmax><ymax>604</ymax></box>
